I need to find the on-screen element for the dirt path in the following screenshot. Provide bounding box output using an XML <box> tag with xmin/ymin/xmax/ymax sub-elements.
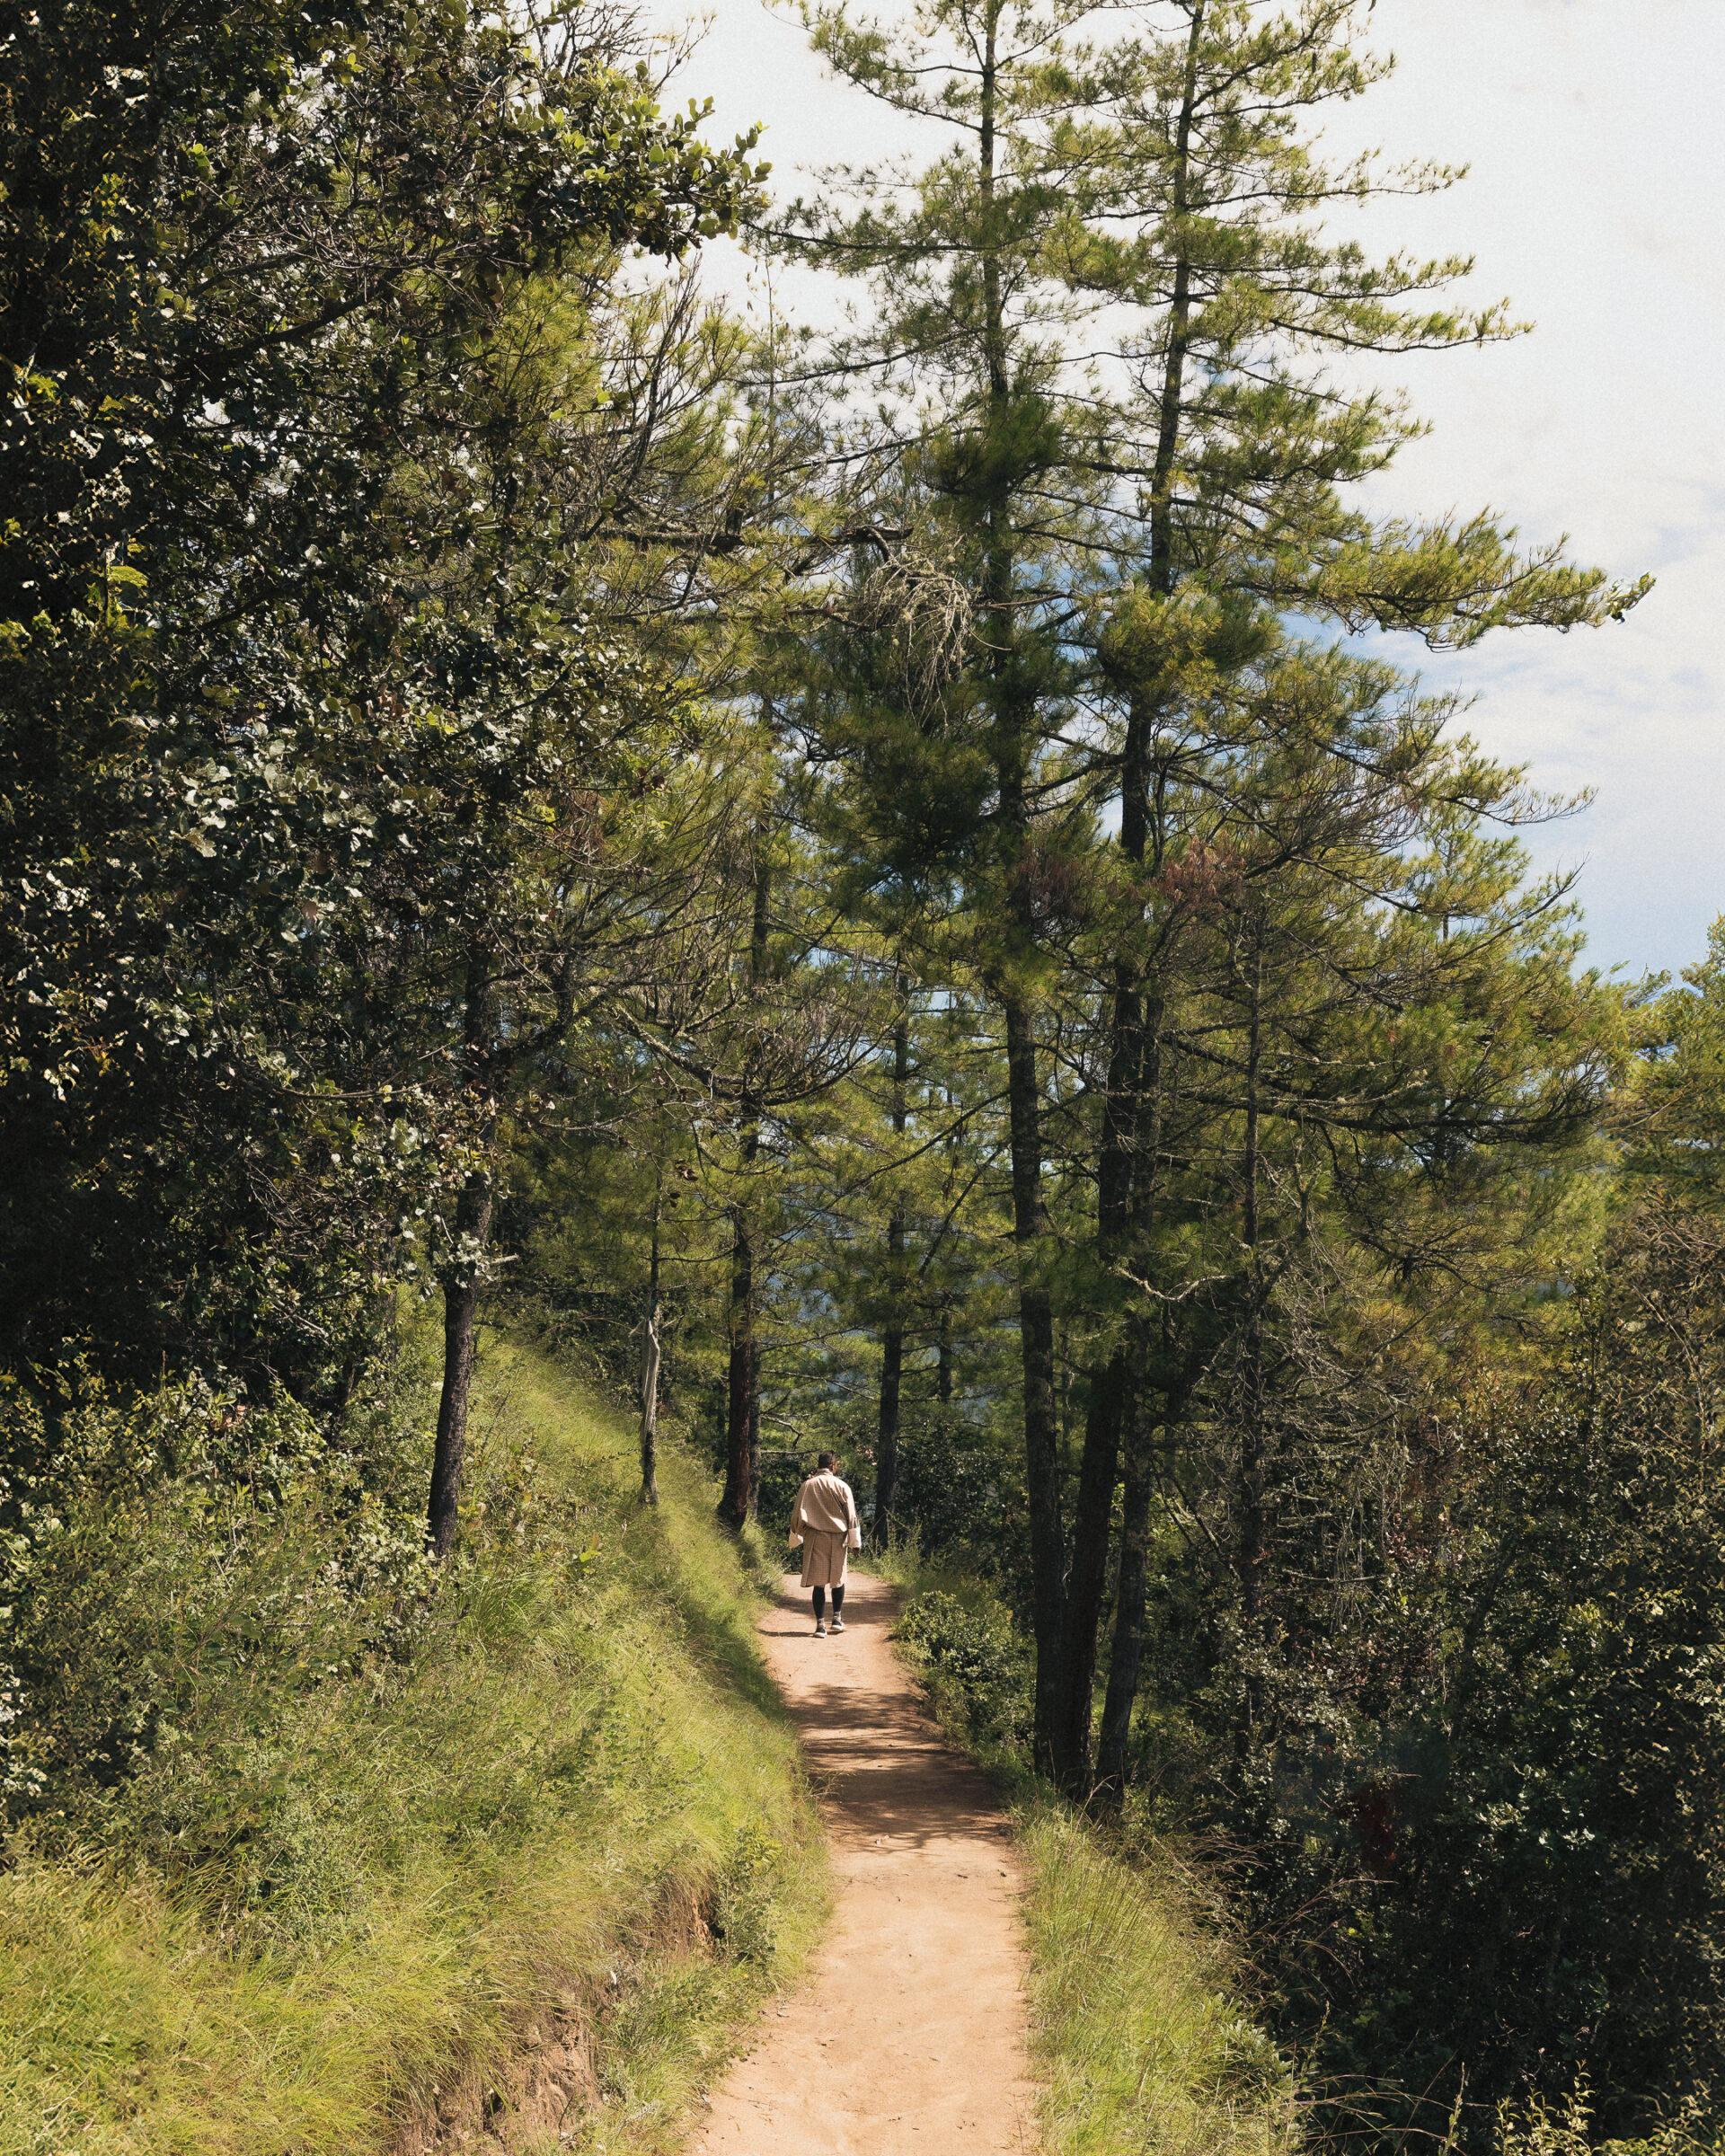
<box><xmin>694</xmin><ymin>1571</ymin><xmax>1039</xmax><ymax>2154</ymax></box>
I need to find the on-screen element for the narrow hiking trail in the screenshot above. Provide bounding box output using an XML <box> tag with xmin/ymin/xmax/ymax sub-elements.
<box><xmin>694</xmin><ymin>1573</ymin><xmax>1039</xmax><ymax>2154</ymax></box>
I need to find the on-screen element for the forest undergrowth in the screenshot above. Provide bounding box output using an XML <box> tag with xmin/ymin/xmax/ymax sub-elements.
<box><xmin>0</xmin><ymin>1337</ymin><xmax>821</xmax><ymax>2156</ymax></box>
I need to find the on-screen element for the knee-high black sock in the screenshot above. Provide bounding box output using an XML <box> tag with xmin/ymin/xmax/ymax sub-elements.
<box><xmin>812</xmin><ymin>1586</ymin><xmax>826</xmax><ymax>1620</ymax></box>
<box><xmin>832</xmin><ymin>1584</ymin><xmax>846</xmax><ymax>1615</ymax></box>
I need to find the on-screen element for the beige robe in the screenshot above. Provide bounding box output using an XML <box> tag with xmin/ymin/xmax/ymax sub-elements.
<box><xmin>789</xmin><ymin>1471</ymin><xmax>862</xmax><ymax>1586</ymax></box>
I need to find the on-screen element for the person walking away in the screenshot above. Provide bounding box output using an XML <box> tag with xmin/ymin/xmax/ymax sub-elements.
<box><xmin>789</xmin><ymin>1451</ymin><xmax>862</xmax><ymax>1635</ymax></box>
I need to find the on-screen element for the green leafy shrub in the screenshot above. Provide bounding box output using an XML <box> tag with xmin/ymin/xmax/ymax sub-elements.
<box><xmin>0</xmin><ymin>1365</ymin><xmax>428</xmax><ymax>1843</ymax></box>
<box><xmin>1494</xmin><ymin>2081</ymin><xmax>1725</xmax><ymax>2156</ymax></box>
<box><xmin>895</xmin><ymin>1586</ymin><xmax>1032</xmax><ymax>1752</ymax></box>
<box><xmin>705</xmin><ymin>1822</ymin><xmax>786</xmax><ymax>1970</ymax></box>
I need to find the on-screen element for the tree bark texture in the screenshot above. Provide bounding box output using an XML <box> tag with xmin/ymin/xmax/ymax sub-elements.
<box><xmin>718</xmin><ymin>845</ymin><xmax>771</xmax><ymax>1530</ymax></box>
<box><xmin>873</xmin><ymin>1007</ymin><xmax>910</xmax><ymax>1550</ymax></box>
<box><xmin>1096</xmin><ymin>1385</ymin><xmax>1154</xmax><ymax>1801</ymax></box>
<box><xmin>1006</xmin><ymin>991</ymin><xmax>1067</xmax><ymax>1778</ymax></box>
<box><xmin>428</xmin><ymin>950</ymin><xmax>496</xmax><ymax>1559</ymax></box>
<box><xmin>1054</xmin><ymin>694</ymin><xmax>1153</xmax><ymax>1790</ymax></box>
<box><xmin>1234</xmin><ymin>922</ymin><xmax>1268</xmax><ymax>1761</ymax></box>
<box><xmin>718</xmin><ymin>1172</ymin><xmax>759</xmax><ymax>1529</ymax></box>
<box><xmin>639</xmin><ymin>1186</ymin><xmax>662</xmax><ymax>1507</ymax></box>
<box><xmin>428</xmin><ymin>1165</ymin><xmax>494</xmax><ymax>1558</ymax></box>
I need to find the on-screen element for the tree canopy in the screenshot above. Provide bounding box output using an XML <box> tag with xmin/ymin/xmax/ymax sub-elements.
<box><xmin>6</xmin><ymin>5</ymin><xmax>1719</xmax><ymax>2151</ymax></box>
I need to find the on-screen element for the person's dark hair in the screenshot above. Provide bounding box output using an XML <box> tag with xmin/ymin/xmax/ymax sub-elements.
<box><xmin>817</xmin><ymin>1450</ymin><xmax>836</xmax><ymax>1471</ymax></box>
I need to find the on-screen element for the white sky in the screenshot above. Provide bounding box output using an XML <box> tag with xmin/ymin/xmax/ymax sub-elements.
<box><xmin>650</xmin><ymin>0</ymin><xmax>1725</xmax><ymax>983</ymax></box>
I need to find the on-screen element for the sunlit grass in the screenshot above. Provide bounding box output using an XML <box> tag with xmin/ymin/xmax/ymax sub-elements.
<box><xmin>0</xmin><ymin>1337</ymin><xmax>821</xmax><ymax>2156</ymax></box>
<box><xmin>1021</xmin><ymin>1807</ymin><xmax>1297</xmax><ymax>2156</ymax></box>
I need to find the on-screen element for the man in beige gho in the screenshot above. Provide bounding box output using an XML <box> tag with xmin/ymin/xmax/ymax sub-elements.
<box><xmin>788</xmin><ymin>1450</ymin><xmax>862</xmax><ymax>1635</ymax></box>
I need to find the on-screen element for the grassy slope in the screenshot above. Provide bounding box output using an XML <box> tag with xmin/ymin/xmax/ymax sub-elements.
<box><xmin>1022</xmin><ymin>1807</ymin><xmax>1296</xmax><ymax>2156</ymax></box>
<box><xmin>890</xmin><ymin>1570</ymin><xmax>1297</xmax><ymax>2156</ymax></box>
<box><xmin>0</xmin><ymin>1339</ymin><xmax>821</xmax><ymax>2156</ymax></box>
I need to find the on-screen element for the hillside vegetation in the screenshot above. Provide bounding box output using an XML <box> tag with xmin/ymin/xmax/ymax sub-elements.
<box><xmin>6</xmin><ymin>3</ymin><xmax>1719</xmax><ymax>2146</ymax></box>
<box><xmin>0</xmin><ymin>1339</ymin><xmax>819</xmax><ymax>2156</ymax></box>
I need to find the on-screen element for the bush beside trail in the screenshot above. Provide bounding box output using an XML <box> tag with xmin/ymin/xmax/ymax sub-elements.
<box><xmin>0</xmin><ymin>1336</ymin><xmax>820</xmax><ymax>2156</ymax></box>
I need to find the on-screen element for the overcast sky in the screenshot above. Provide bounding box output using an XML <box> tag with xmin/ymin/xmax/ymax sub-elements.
<box><xmin>649</xmin><ymin>0</ymin><xmax>1724</xmax><ymax>984</ymax></box>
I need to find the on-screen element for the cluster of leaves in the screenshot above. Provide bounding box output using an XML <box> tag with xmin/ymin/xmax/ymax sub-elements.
<box><xmin>0</xmin><ymin>0</ymin><xmax>764</xmax><ymax>1401</ymax></box>
<box><xmin>896</xmin><ymin>1586</ymin><xmax>1035</xmax><ymax>1754</ymax></box>
<box><xmin>1076</xmin><ymin>943</ymin><xmax>1725</xmax><ymax>2144</ymax></box>
<box><xmin>0</xmin><ymin>1355</ymin><xmax>430</xmax><ymax>1840</ymax></box>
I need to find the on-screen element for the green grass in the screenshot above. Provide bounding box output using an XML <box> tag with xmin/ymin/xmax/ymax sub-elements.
<box><xmin>1021</xmin><ymin>1807</ymin><xmax>1296</xmax><ymax>2156</ymax></box>
<box><xmin>886</xmin><ymin>1553</ymin><xmax>1296</xmax><ymax>2156</ymax></box>
<box><xmin>0</xmin><ymin>1337</ymin><xmax>822</xmax><ymax>2156</ymax></box>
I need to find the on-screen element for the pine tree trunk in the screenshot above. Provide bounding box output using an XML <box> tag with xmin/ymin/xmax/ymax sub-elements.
<box><xmin>1005</xmin><ymin>990</ymin><xmax>1067</xmax><ymax>1779</ymax></box>
<box><xmin>1085</xmin><ymin>982</ymin><xmax>1176</xmax><ymax>1797</ymax></box>
<box><xmin>747</xmin><ymin>1315</ymin><xmax>763</xmax><ymax>1521</ymax></box>
<box><xmin>718</xmin><ymin>847</ymin><xmax>771</xmax><ymax>1532</ymax></box>
<box><xmin>972</xmin><ymin>2</ymin><xmax>1066</xmax><ymax>1778</ymax></box>
<box><xmin>874</xmin><ymin>1007</ymin><xmax>910</xmax><ymax>1551</ymax></box>
<box><xmin>875</xmin><ymin>1317</ymin><xmax>903</xmax><ymax>1551</ymax></box>
<box><xmin>1050</xmin><ymin>10</ymin><xmax>1204</xmax><ymax>1789</ymax></box>
<box><xmin>1097</xmin><ymin>1318</ymin><xmax>1201</xmax><ymax>1803</ymax></box>
<box><xmin>1096</xmin><ymin>1380</ymin><xmax>1154</xmax><ymax>1802</ymax></box>
<box><xmin>718</xmin><ymin>1179</ymin><xmax>758</xmax><ymax>1531</ymax></box>
<box><xmin>1234</xmin><ymin>923</ymin><xmax>1268</xmax><ymax>1762</ymax></box>
<box><xmin>1055</xmin><ymin>1348</ymin><xmax>1125</xmax><ymax>1793</ymax></box>
<box><xmin>428</xmin><ymin>1164</ymin><xmax>494</xmax><ymax>1558</ymax></box>
<box><xmin>639</xmin><ymin>1186</ymin><xmax>661</xmax><ymax>1507</ymax></box>
<box><xmin>1054</xmin><ymin>692</ymin><xmax>1154</xmax><ymax>1792</ymax></box>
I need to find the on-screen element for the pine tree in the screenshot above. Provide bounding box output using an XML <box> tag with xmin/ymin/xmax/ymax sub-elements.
<box><xmin>792</xmin><ymin>0</ymin><xmax>1644</xmax><ymax>1787</ymax></box>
